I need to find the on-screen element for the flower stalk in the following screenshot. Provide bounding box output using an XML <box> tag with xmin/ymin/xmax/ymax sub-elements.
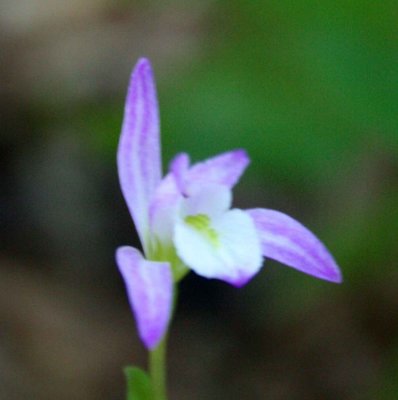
<box><xmin>149</xmin><ymin>337</ymin><xmax>168</xmax><ymax>400</ymax></box>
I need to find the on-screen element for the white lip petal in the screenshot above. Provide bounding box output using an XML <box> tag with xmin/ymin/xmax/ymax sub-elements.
<box><xmin>174</xmin><ymin>209</ymin><xmax>263</xmax><ymax>287</ymax></box>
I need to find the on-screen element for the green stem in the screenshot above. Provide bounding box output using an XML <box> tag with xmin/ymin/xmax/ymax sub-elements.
<box><xmin>147</xmin><ymin>280</ymin><xmax>180</xmax><ymax>400</ymax></box>
<box><xmin>149</xmin><ymin>336</ymin><xmax>167</xmax><ymax>400</ymax></box>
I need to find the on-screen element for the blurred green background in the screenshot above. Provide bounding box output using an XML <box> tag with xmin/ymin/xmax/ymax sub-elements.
<box><xmin>1</xmin><ymin>1</ymin><xmax>397</xmax><ymax>399</ymax></box>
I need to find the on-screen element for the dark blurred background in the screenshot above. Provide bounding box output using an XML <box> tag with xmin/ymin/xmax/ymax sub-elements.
<box><xmin>1</xmin><ymin>1</ymin><xmax>397</xmax><ymax>399</ymax></box>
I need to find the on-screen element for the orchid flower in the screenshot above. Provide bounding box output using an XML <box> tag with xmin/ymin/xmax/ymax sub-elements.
<box><xmin>116</xmin><ymin>58</ymin><xmax>342</xmax><ymax>352</ymax></box>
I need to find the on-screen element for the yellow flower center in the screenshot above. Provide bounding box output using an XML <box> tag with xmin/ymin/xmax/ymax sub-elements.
<box><xmin>184</xmin><ymin>214</ymin><xmax>220</xmax><ymax>247</ymax></box>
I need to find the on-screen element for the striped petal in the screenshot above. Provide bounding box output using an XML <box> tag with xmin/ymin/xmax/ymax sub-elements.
<box><xmin>116</xmin><ymin>246</ymin><xmax>173</xmax><ymax>349</ymax></box>
<box><xmin>169</xmin><ymin>149</ymin><xmax>249</xmax><ymax>196</ymax></box>
<box><xmin>117</xmin><ymin>58</ymin><xmax>162</xmax><ymax>249</ymax></box>
<box><xmin>248</xmin><ymin>209</ymin><xmax>342</xmax><ymax>283</ymax></box>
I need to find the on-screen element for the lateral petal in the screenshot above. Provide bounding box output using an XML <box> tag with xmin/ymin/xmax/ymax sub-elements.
<box><xmin>117</xmin><ymin>58</ymin><xmax>162</xmax><ymax>249</ymax></box>
<box><xmin>174</xmin><ymin>209</ymin><xmax>262</xmax><ymax>287</ymax></box>
<box><xmin>183</xmin><ymin>149</ymin><xmax>250</xmax><ymax>195</ymax></box>
<box><xmin>116</xmin><ymin>246</ymin><xmax>173</xmax><ymax>349</ymax></box>
<box><xmin>247</xmin><ymin>209</ymin><xmax>342</xmax><ymax>283</ymax></box>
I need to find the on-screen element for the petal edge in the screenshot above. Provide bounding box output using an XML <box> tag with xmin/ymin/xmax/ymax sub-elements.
<box><xmin>248</xmin><ymin>208</ymin><xmax>342</xmax><ymax>283</ymax></box>
<box><xmin>184</xmin><ymin>149</ymin><xmax>250</xmax><ymax>195</ymax></box>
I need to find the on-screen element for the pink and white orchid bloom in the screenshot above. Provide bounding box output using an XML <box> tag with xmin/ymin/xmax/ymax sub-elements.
<box><xmin>116</xmin><ymin>58</ymin><xmax>342</xmax><ymax>350</ymax></box>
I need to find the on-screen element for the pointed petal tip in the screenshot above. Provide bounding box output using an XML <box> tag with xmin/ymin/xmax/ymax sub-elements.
<box><xmin>287</xmin><ymin>264</ymin><xmax>343</xmax><ymax>284</ymax></box>
<box><xmin>323</xmin><ymin>266</ymin><xmax>343</xmax><ymax>284</ymax></box>
<box><xmin>134</xmin><ymin>57</ymin><xmax>152</xmax><ymax>71</ymax></box>
<box><xmin>234</xmin><ymin>148</ymin><xmax>250</xmax><ymax>162</ymax></box>
<box><xmin>170</xmin><ymin>153</ymin><xmax>190</xmax><ymax>172</ymax></box>
<box><xmin>299</xmin><ymin>250</ymin><xmax>343</xmax><ymax>284</ymax></box>
<box><xmin>248</xmin><ymin>209</ymin><xmax>343</xmax><ymax>285</ymax></box>
<box><xmin>128</xmin><ymin>58</ymin><xmax>155</xmax><ymax>91</ymax></box>
<box><xmin>226</xmin><ymin>148</ymin><xmax>250</xmax><ymax>170</ymax></box>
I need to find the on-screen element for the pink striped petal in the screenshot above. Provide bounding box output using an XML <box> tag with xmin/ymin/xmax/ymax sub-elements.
<box><xmin>116</xmin><ymin>246</ymin><xmax>173</xmax><ymax>349</ymax></box>
<box><xmin>172</xmin><ymin>149</ymin><xmax>249</xmax><ymax>196</ymax></box>
<box><xmin>117</xmin><ymin>58</ymin><xmax>162</xmax><ymax>249</ymax></box>
<box><xmin>248</xmin><ymin>209</ymin><xmax>342</xmax><ymax>283</ymax></box>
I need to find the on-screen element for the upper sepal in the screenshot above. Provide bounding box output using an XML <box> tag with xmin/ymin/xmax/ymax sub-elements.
<box><xmin>117</xmin><ymin>58</ymin><xmax>162</xmax><ymax>250</ymax></box>
<box><xmin>248</xmin><ymin>208</ymin><xmax>342</xmax><ymax>283</ymax></box>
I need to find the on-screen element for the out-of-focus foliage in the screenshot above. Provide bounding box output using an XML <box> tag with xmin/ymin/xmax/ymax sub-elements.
<box><xmin>161</xmin><ymin>1</ymin><xmax>398</xmax><ymax>182</ymax></box>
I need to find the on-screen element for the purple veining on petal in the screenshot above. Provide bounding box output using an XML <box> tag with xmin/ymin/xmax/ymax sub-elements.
<box><xmin>138</xmin><ymin>60</ymin><xmax>161</xmax><ymax>196</ymax></box>
<box><xmin>116</xmin><ymin>246</ymin><xmax>173</xmax><ymax>349</ymax></box>
<box><xmin>117</xmin><ymin>58</ymin><xmax>161</xmax><ymax>248</ymax></box>
<box><xmin>184</xmin><ymin>149</ymin><xmax>250</xmax><ymax>195</ymax></box>
<box><xmin>248</xmin><ymin>208</ymin><xmax>342</xmax><ymax>283</ymax></box>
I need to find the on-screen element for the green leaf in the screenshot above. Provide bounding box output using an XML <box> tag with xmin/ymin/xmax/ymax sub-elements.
<box><xmin>124</xmin><ymin>366</ymin><xmax>153</xmax><ymax>400</ymax></box>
